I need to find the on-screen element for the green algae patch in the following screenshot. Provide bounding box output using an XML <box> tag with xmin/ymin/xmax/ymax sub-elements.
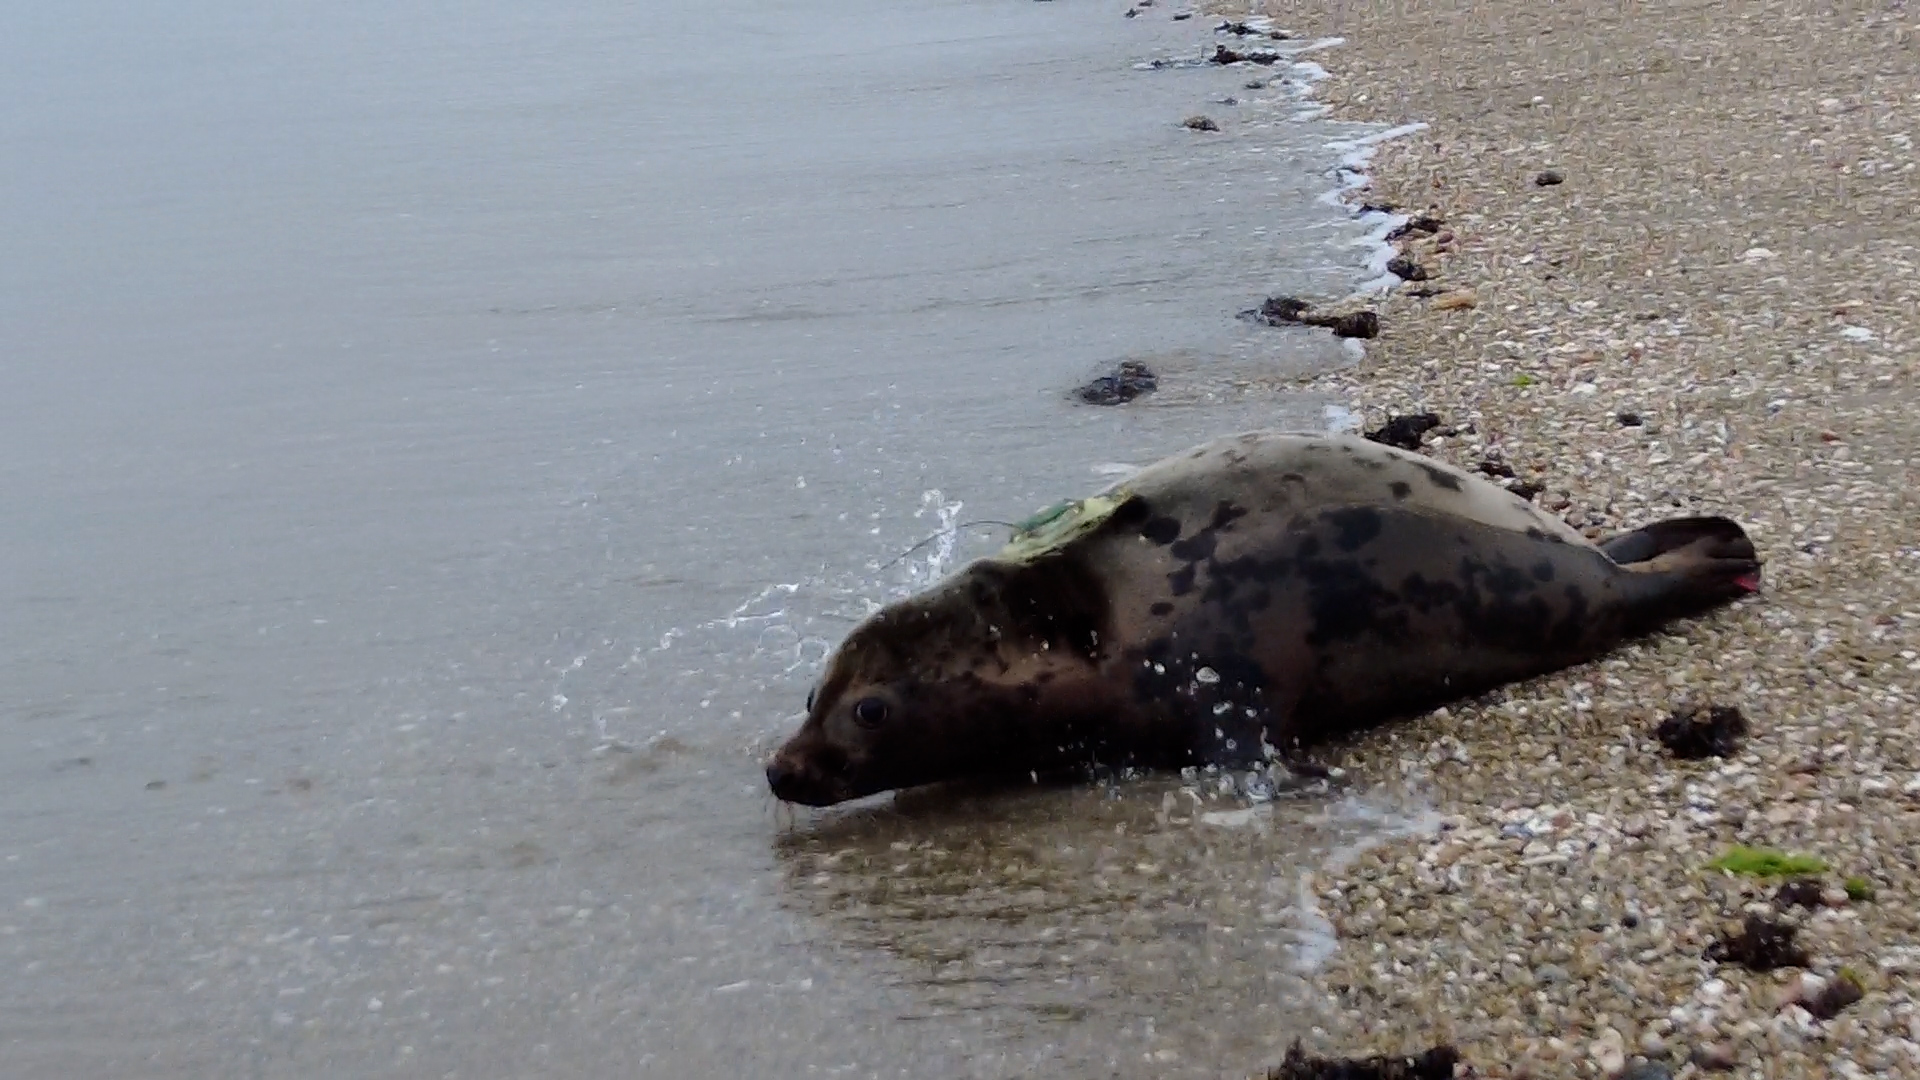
<box><xmin>1000</xmin><ymin>492</ymin><xmax>1131</xmax><ymax>563</ymax></box>
<box><xmin>1844</xmin><ymin>876</ymin><xmax>1876</xmax><ymax>902</ymax></box>
<box><xmin>1707</xmin><ymin>846</ymin><xmax>1828</xmax><ymax>878</ymax></box>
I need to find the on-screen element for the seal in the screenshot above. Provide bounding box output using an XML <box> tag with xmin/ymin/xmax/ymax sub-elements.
<box><xmin>766</xmin><ymin>430</ymin><xmax>1761</xmax><ymax>806</ymax></box>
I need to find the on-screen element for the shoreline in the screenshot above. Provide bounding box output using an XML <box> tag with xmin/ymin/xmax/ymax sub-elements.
<box><xmin>1200</xmin><ymin>1</ymin><xmax>1920</xmax><ymax>1076</ymax></box>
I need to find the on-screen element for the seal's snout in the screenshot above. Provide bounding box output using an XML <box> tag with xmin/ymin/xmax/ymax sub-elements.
<box><xmin>765</xmin><ymin>759</ymin><xmax>802</xmax><ymax>801</ymax></box>
<box><xmin>765</xmin><ymin>751</ymin><xmax>847</xmax><ymax>807</ymax></box>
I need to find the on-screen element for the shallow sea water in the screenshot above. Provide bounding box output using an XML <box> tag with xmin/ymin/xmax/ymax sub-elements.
<box><xmin>0</xmin><ymin>0</ymin><xmax>1430</xmax><ymax>1075</ymax></box>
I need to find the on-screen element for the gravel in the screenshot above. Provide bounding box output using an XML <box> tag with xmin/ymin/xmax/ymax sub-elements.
<box><xmin>1208</xmin><ymin>0</ymin><xmax>1920</xmax><ymax>1075</ymax></box>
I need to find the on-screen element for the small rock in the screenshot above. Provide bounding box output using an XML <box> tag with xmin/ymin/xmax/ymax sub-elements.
<box><xmin>1655</xmin><ymin>705</ymin><xmax>1748</xmax><ymax>759</ymax></box>
<box><xmin>1690</xmin><ymin>1044</ymin><xmax>1737</xmax><ymax>1072</ymax></box>
<box><xmin>1364</xmin><ymin>413</ymin><xmax>1443</xmax><ymax>451</ymax></box>
<box><xmin>1477</xmin><ymin>458</ymin><xmax>1517</xmax><ymax>480</ymax></box>
<box><xmin>1243</xmin><ymin>79</ymin><xmax>1266</xmax><ymax>89</ymax></box>
<box><xmin>1707</xmin><ymin>914</ymin><xmax>1809</xmax><ymax>972</ymax></box>
<box><xmin>1074</xmin><ymin>360</ymin><xmax>1158</xmax><ymax>406</ymax></box>
<box><xmin>1182</xmin><ymin>114</ymin><xmax>1219</xmax><ymax>132</ymax></box>
<box><xmin>1534</xmin><ymin>169</ymin><xmax>1566</xmax><ymax>186</ymax></box>
<box><xmin>1507</xmin><ymin>480</ymin><xmax>1545</xmax><ymax>501</ymax></box>
<box><xmin>1617</xmin><ymin>411</ymin><xmax>1644</xmax><ymax>426</ymax></box>
<box><xmin>1171</xmin><ymin>10</ymin><xmax>1191</xmax><ymax>19</ymax></box>
<box><xmin>1386</xmin><ymin>255</ymin><xmax>1429</xmax><ymax>281</ymax></box>
<box><xmin>1430</xmin><ymin>289</ymin><xmax>1478</xmax><ymax>311</ymax></box>
<box><xmin>1590</xmin><ymin>1028</ymin><xmax>1626</xmax><ymax>1076</ymax></box>
<box><xmin>1622</xmin><ymin>1062</ymin><xmax>1672</xmax><ymax>1080</ymax></box>
<box><xmin>1638</xmin><ymin>1030</ymin><xmax>1668</xmax><ymax>1058</ymax></box>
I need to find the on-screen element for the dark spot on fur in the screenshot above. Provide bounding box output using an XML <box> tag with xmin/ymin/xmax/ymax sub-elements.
<box><xmin>1142</xmin><ymin>517</ymin><xmax>1182</xmax><ymax>545</ymax></box>
<box><xmin>1209</xmin><ymin>501</ymin><xmax>1249</xmax><ymax>530</ymax></box>
<box><xmin>1170</xmin><ymin>532</ymin><xmax>1216</xmax><ymax>561</ymax></box>
<box><xmin>1323</xmin><ymin>507</ymin><xmax>1384</xmax><ymax>552</ymax></box>
<box><xmin>1419</xmin><ymin>463</ymin><xmax>1463</xmax><ymax>491</ymax></box>
<box><xmin>1300</xmin><ymin>558</ymin><xmax>1399</xmax><ymax>646</ymax></box>
<box><xmin>1109</xmin><ymin>497</ymin><xmax>1151</xmax><ymax>529</ymax></box>
<box><xmin>1531</xmin><ymin>560</ymin><xmax>1556</xmax><ymax>582</ymax></box>
<box><xmin>1389</xmin><ymin>481</ymin><xmax>1412</xmax><ymax>499</ymax></box>
<box><xmin>1399</xmin><ymin>572</ymin><xmax>1462</xmax><ymax>614</ymax></box>
<box><xmin>1150</xmin><ymin>601</ymin><xmax>1174</xmax><ymax>616</ymax></box>
<box><xmin>1168</xmin><ymin>564</ymin><xmax>1196</xmax><ymax>596</ymax></box>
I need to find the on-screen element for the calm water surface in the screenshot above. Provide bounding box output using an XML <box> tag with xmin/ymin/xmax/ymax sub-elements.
<box><xmin>1</xmin><ymin>0</ymin><xmax>1421</xmax><ymax>1075</ymax></box>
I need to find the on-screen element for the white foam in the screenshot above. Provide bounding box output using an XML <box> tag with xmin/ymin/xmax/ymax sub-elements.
<box><xmin>1291</xmin><ymin>797</ymin><xmax>1444</xmax><ymax>971</ymax></box>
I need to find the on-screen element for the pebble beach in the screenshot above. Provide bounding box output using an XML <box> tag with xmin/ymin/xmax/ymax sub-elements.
<box><xmin>1216</xmin><ymin>1</ymin><xmax>1920</xmax><ymax>1076</ymax></box>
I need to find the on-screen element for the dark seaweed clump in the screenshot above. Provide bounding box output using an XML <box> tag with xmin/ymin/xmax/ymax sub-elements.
<box><xmin>1773</xmin><ymin>878</ymin><xmax>1826</xmax><ymax>909</ymax></box>
<box><xmin>1384</xmin><ymin>214</ymin><xmax>1445</xmax><ymax>242</ymax></box>
<box><xmin>1363</xmin><ymin>413</ymin><xmax>1443</xmax><ymax>451</ymax></box>
<box><xmin>1803</xmin><ymin>972</ymin><xmax>1866</xmax><ymax>1020</ymax></box>
<box><xmin>1212</xmin><ymin>44</ymin><xmax>1283</xmax><ymax>65</ymax></box>
<box><xmin>1239</xmin><ymin>296</ymin><xmax>1379</xmax><ymax>339</ymax></box>
<box><xmin>1265</xmin><ymin>1040</ymin><xmax>1460</xmax><ymax>1080</ymax></box>
<box><xmin>1074</xmin><ymin>360</ymin><xmax>1157</xmax><ymax>406</ymax></box>
<box><xmin>1706</xmin><ymin>914</ymin><xmax>1809</xmax><ymax>971</ymax></box>
<box><xmin>1385</xmin><ymin>255</ymin><xmax>1428</xmax><ymax>281</ymax></box>
<box><xmin>1656</xmin><ymin>704</ymin><xmax>1749</xmax><ymax>759</ymax></box>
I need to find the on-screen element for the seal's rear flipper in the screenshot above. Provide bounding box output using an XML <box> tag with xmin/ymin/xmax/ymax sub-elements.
<box><xmin>1614</xmin><ymin>516</ymin><xmax>1763</xmax><ymax>631</ymax></box>
<box><xmin>1602</xmin><ymin>516</ymin><xmax>1756</xmax><ymax>574</ymax></box>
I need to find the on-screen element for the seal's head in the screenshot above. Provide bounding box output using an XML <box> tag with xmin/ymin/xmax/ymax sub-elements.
<box><xmin>765</xmin><ymin>556</ymin><xmax>1110</xmax><ymax>806</ymax></box>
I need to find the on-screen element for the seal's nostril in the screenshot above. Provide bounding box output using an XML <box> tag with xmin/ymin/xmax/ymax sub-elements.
<box><xmin>765</xmin><ymin>760</ymin><xmax>796</xmax><ymax>796</ymax></box>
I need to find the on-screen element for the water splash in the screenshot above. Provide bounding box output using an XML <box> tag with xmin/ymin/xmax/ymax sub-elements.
<box><xmin>1288</xmin><ymin>795</ymin><xmax>1443</xmax><ymax>971</ymax></box>
<box><xmin>891</xmin><ymin>489</ymin><xmax>966</xmax><ymax>598</ymax></box>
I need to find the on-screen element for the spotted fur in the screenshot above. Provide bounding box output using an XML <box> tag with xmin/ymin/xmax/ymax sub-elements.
<box><xmin>766</xmin><ymin>431</ymin><xmax>1759</xmax><ymax>806</ymax></box>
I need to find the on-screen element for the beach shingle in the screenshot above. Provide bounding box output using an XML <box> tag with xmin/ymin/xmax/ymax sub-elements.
<box><xmin>1219</xmin><ymin>0</ymin><xmax>1920</xmax><ymax>1074</ymax></box>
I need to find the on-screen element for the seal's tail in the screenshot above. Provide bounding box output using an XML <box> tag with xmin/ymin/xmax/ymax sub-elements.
<box><xmin>1604</xmin><ymin>516</ymin><xmax>1762</xmax><ymax>629</ymax></box>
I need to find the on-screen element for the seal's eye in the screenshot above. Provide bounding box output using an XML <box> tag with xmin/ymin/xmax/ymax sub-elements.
<box><xmin>850</xmin><ymin>697</ymin><xmax>889</xmax><ymax>729</ymax></box>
